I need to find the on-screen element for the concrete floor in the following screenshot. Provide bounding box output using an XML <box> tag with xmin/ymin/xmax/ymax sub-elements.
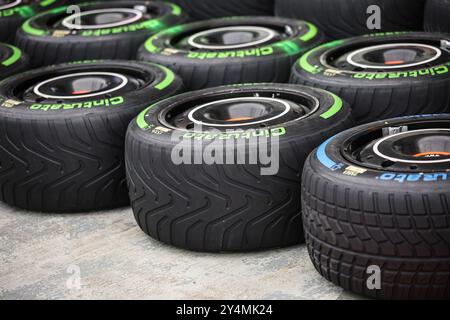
<box><xmin>0</xmin><ymin>202</ymin><xmax>362</xmax><ymax>300</ymax></box>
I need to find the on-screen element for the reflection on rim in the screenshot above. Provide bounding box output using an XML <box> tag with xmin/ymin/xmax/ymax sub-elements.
<box><xmin>33</xmin><ymin>72</ymin><xmax>128</xmax><ymax>99</ymax></box>
<box><xmin>346</xmin><ymin>43</ymin><xmax>442</xmax><ymax>70</ymax></box>
<box><xmin>0</xmin><ymin>0</ymin><xmax>21</xmax><ymax>10</ymax></box>
<box><xmin>188</xmin><ymin>97</ymin><xmax>291</xmax><ymax>127</ymax></box>
<box><xmin>187</xmin><ymin>26</ymin><xmax>277</xmax><ymax>50</ymax></box>
<box><xmin>373</xmin><ymin>129</ymin><xmax>450</xmax><ymax>164</ymax></box>
<box><xmin>62</xmin><ymin>8</ymin><xmax>143</xmax><ymax>30</ymax></box>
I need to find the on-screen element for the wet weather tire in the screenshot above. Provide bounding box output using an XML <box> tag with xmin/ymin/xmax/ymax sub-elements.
<box><xmin>0</xmin><ymin>0</ymin><xmax>65</xmax><ymax>43</ymax></box>
<box><xmin>302</xmin><ymin>114</ymin><xmax>450</xmax><ymax>299</ymax></box>
<box><xmin>275</xmin><ymin>0</ymin><xmax>425</xmax><ymax>39</ymax></box>
<box><xmin>0</xmin><ymin>60</ymin><xmax>183</xmax><ymax>212</ymax></box>
<box><xmin>125</xmin><ymin>84</ymin><xmax>353</xmax><ymax>252</ymax></box>
<box><xmin>138</xmin><ymin>17</ymin><xmax>323</xmax><ymax>90</ymax></box>
<box><xmin>15</xmin><ymin>1</ymin><xmax>187</xmax><ymax>67</ymax></box>
<box><xmin>290</xmin><ymin>32</ymin><xmax>450</xmax><ymax>124</ymax></box>
<box><xmin>424</xmin><ymin>0</ymin><xmax>450</xmax><ymax>33</ymax></box>
<box><xmin>0</xmin><ymin>43</ymin><xmax>28</xmax><ymax>80</ymax></box>
<box><xmin>166</xmin><ymin>0</ymin><xmax>274</xmax><ymax>20</ymax></box>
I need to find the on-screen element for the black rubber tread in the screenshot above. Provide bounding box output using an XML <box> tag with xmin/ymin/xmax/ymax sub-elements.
<box><xmin>290</xmin><ymin>33</ymin><xmax>450</xmax><ymax>124</ymax></box>
<box><xmin>164</xmin><ymin>0</ymin><xmax>274</xmax><ymax>20</ymax></box>
<box><xmin>0</xmin><ymin>14</ymin><xmax>21</xmax><ymax>43</ymax></box>
<box><xmin>302</xmin><ymin>115</ymin><xmax>450</xmax><ymax>299</ymax></box>
<box><xmin>16</xmin><ymin>33</ymin><xmax>145</xmax><ymax>68</ymax></box>
<box><xmin>0</xmin><ymin>60</ymin><xmax>184</xmax><ymax>213</ymax></box>
<box><xmin>125</xmin><ymin>84</ymin><xmax>354</xmax><ymax>252</ymax></box>
<box><xmin>291</xmin><ymin>77</ymin><xmax>450</xmax><ymax>125</ymax></box>
<box><xmin>0</xmin><ymin>0</ymin><xmax>66</xmax><ymax>43</ymax></box>
<box><xmin>424</xmin><ymin>0</ymin><xmax>450</xmax><ymax>33</ymax></box>
<box><xmin>15</xmin><ymin>1</ymin><xmax>188</xmax><ymax>67</ymax></box>
<box><xmin>275</xmin><ymin>0</ymin><xmax>426</xmax><ymax>40</ymax></box>
<box><xmin>0</xmin><ymin>43</ymin><xmax>28</xmax><ymax>80</ymax></box>
<box><xmin>138</xmin><ymin>17</ymin><xmax>323</xmax><ymax>90</ymax></box>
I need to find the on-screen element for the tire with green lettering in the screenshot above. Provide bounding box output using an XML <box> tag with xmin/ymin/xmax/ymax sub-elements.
<box><xmin>0</xmin><ymin>0</ymin><xmax>65</xmax><ymax>43</ymax></box>
<box><xmin>290</xmin><ymin>32</ymin><xmax>450</xmax><ymax>125</ymax></box>
<box><xmin>0</xmin><ymin>60</ymin><xmax>183</xmax><ymax>212</ymax></box>
<box><xmin>125</xmin><ymin>84</ymin><xmax>353</xmax><ymax>252</ymax></box>
<box><xmin>275</xmin><ymin>0</ymin><xmax>425</xmax><ymax>40</ymax></box>
<box><xmin>15</xmin><ymin>1</ymin><xmax>187</xmax><ymax>67</ymax></box>
<box><xmin>303</xmin><ymin>114</ymin><xmax>450</xmax><ymax>299</ymax></box>
<box><xmin>137</xmin><ymin>17</ymin><xmax>323</xmax><ymax>90</ymax></box>
<box><xmin>163</xmin><ymin>0</ymin><xmax>274</xmax><ymax>20</ymax></box>
<box><xmin>0</xmin><ymin>43</ymin><xmax>28</xmax><ymax>80</ymax></box>
<box><xmin>424</xmin><ymin>0</ymin><xmax>450</xmax><ymax>33</ymax></box>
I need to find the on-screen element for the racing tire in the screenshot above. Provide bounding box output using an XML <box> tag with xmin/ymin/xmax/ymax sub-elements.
<box><xmin>290</xmin><ymin>32</ymin><xmax>450</xmax><ymax>125</ymax></box>
<box><xmin>0</xmin><ymin>42</ymin><xmax>28</xmax><ymax>80</ymax></box>
<box><xmin>0</xmin><ymin>60</ymin><xmax>183</xmax><ymax>213</ymax></box>
<box><xmin>125</xmin><ymin>84</ymin><xmax>353</xmax><ymax>252</ymax></box>
<box><xmin>424</xmin><ymin>0</ymin><xmax>450</xmax><ymax>33</ymax></box>
<box><xmin>164</xmin><ymin>0</ymin><xmax>274</xmax><ymax>20</ymax></box>
<box><xmin>275</xmin><ymin>0</ymin><xmax>425</xmax><ymax>40</ymax></box>
<box><xmin>137</xmin><ymin>17</ymin><xmax>323</xmax><ymax>90</ymax></box>
<box><xmin>15</xmin><ymin>1</ymin><xmax>187</xmax><ymax>67</ymax></box>
<box><xmin>0</xmin><ymin>0</ymin><xmax>65</xmax><ymax>43</ymax></box>
<box><xmin>302</xmin><ymin>114</ymin><xmax>450</xmax><ymax>299</ymax></box>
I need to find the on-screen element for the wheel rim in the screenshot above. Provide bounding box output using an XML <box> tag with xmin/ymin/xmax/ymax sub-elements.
<box><xmin>372</xmin><ymin>129</ymin><xmax>450</xmax><ymax>164</ymax></box>
<box><xmin>346</xmin><ymin>43</ymin><xmax>441</xmax><ymax>70</ymax></box>
<box><xmin>342</xmin><ymin>121</ymin><xmax>450</xmax><ymax>172</ymax></box>
<box><xmin>61</xmin><ymin>8</ymin><xmax>144</xmax><ymax>30</ymax></box>
<box><xmin>186</xmin><ymin>26</ymin><xmax>278</xmax><ymax>50</ymax></box>
<box><xmin>33</xmin><ymin>72</ymin><xmax>129</xmax><ymax>100</ymax></box>
<box><xmin>159</xmin><ymin>90</ymin><xmax>319</xmax><ymax>131</ymax></box>
<box><xmin>0</xmin><ymin>0</ymin><xmax>22</xmax><ymax>10</ymax></box>
<box><xmin>324</xmin><ymin>40</ymin><xmax>449</xmax><ymax>72</ymax></box>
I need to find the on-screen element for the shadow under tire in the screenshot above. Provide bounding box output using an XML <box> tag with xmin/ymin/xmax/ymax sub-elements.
<box><xmin>0</xmin><ymin>43</ymin><xmax>28</xmax><ymax>80</ymax></box>
<box><xmin>302</xmin><ymin>114</ymin><xmax>450</xmax><ymax>299</ymax></box>
<box><xmin>290</xmin><ymin>32</ymin><xmax>450</xmax><ymax>125</ymax></box>
<box><xmin>125</xmin><ymin>84</ymin><xmax>353</xmax><ymax>252</ymax></box>
<box><xmin>138</xmin><ymin>17</ymin><xmax>323</xmax><ymax>90</ymax></box>
<box><xmin>15</xmin><ymin>1</ymin><xmax>187</xmax><ymax>67</ymax></box>
<box><xmin>0</xmin><ymin>60</ymin><xmax>183</xmax><ymax>212</ymax></box>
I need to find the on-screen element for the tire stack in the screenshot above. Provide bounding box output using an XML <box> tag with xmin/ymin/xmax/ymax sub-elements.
<box><xmin>0</xmin><ymin>0</ymin><xmax>449</xmax><ymax>300</ymax></box>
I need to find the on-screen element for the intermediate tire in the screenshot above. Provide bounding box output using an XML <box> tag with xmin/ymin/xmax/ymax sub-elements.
<box><xmin>275</xmin><ymin>0</ymin><xmax>425</xmax><ymax>40</ymax></box>
<box><xmin>125</xmin><ymin>84</ymin><xmax>353</xmax><ymax>252</ymax></box>
<box><xmin>164</xmin><ymin>0</ymin><xmax>274</xmax><ymax>20</ymax></box>
<box><xmin>302</xmin><ymin>114</ymin><xmax>450</xmax><ymax>299</ymax></box>
<box><xmin>424</xmin><ymin>0</ymin><xmax>450</xmax><ymax>33</ymax></box>
<box><xmin>0</xmin><ymin>0</ymin><xmax>65</xmax><ymax>43</ymax></box>
<box><xmin>0</xmin><ymin>43</ymin><xmax>28</xmax><ymax>80</ymax></box>
<box><xmin>290</xmin><ymin>32</ymin><xmax>450</xmax><ymax>124</ymax></box>
<box><xmin>15</xmin><ymin>1</ymin><xmax>187</xmax><ymax>67</ymax></box>
<box><xmin>138</xmin><ymin>17</ymin><xmax>323</xmax><ymax>90</ymax></box>
<box><xmin>0</xmin><ymin>60</ymin><xmax>183</xmax><ymax>212</ymax></box>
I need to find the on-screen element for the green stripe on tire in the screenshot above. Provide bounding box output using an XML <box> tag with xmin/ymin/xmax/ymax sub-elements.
<box><xmin>320</xmin><ymin>92</ymin><xmax>343</xmax><ymax>119</ymax></box>
<box><xmin>1</xmin><ymin>45</ymin><xmax>21</xmax><ymax>67</ymax></box>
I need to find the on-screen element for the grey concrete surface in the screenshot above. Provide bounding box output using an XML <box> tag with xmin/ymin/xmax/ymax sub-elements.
<box><xmin>0</xmin><ymin>202</ymin><xmax>362</xmax><ymax>300</ymax></box>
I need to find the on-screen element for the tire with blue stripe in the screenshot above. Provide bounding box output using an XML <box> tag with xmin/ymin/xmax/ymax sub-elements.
<box><xmin>302</xmin><ymin>114</ymin><xmax>450</xmax><ymax>299</ymax></box>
